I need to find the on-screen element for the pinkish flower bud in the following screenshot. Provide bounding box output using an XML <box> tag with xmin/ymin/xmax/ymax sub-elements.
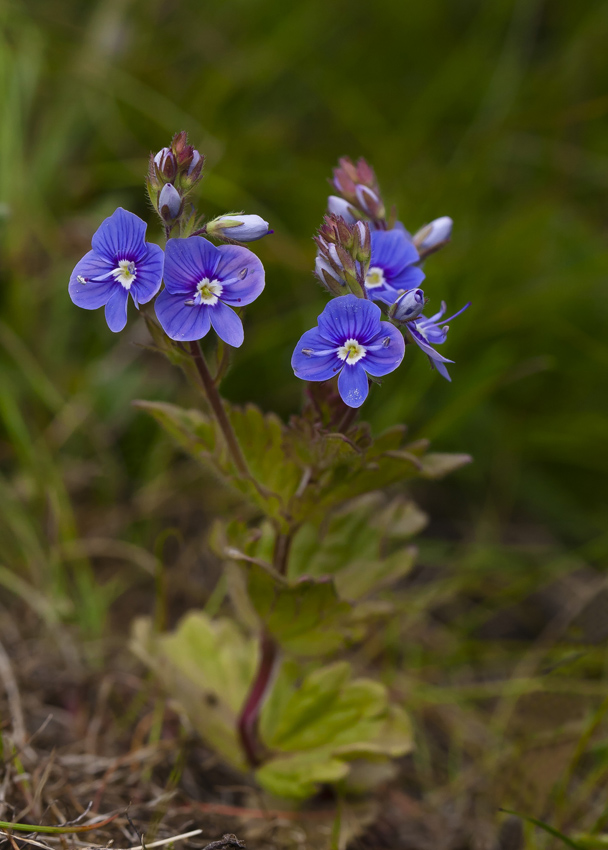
<box><xmin>355</xmin><ymin>185</ymin><xmax>385</xmax><ymax>219</ymax></box>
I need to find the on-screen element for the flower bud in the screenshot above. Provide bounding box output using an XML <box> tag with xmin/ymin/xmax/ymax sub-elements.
<box><xmin>331</xmin><ymin>156</ymin><xmax>386</xmax><ymax>222</ymax></box>
<box><xmin>158</xmin><ymin>183</ymin><xmax>182</xmax><ymax>221</ymax></box>
<box><xmin>389</xmin><ymin>288</ymin><xmax>427</xmax><ymax>323</ymax></box>
<box><xmin>327</xmin><ymin>195</ymin><xmax>357</xmax><ymax>224</ymax></box>
<box><xmin>412</xmin><ymin>217</ymin><xmax>453</xmax><ymax>256</ymax></box>
<box><xmin>206</xmin><ymin>213</ymin><xmax>270</xmax><ymax>242</ymax></box>
<box><xmin>314</xmin><ymin>254</ymin><xmax>345</xmax><ymax>296</ymax></box>
<box><xmin>153</xmin><ymin>146</ymin><xmax>177</xmax><ymax>182</ymax></box>
<box><xmin>314</xmin><ymin>213</ymin><xmax>370</xmax><ymax>298</ymax></box>
<box><xmin>355</xmin><ymin>185</ymin><xmax>385</xmax><ymax>219</ymax></box>
<box><xmin>187</xmin><ymin>150</ymin><xmax>203</xmax><ymax>178</ymax></box>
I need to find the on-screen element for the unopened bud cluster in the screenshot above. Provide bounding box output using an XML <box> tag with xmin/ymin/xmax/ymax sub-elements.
<box><xmin>147</xmin><ymin>133</ymin><xmax>270</xmax><ymax>246</ymax></box>
<box><xmin>327</xmin><ymin>156</ymin><xmax>453</xmax><ymax>261</ymax></box>
<box><xmin>147</xmin><ymin>131</ymin><xmax>205</xmax><ymax>227</ymax></box>
<box><xmin>314</xmin><ymin>215</ymin><xmax>371</xmax><ymax>298</ymax></box>
<box><xmin>331</xmin><ymin>157</ymin><xmax>386</xmax><ymax>222</ymax></box>
<box><xmin>305</xmin><ymin>156</ymin><xmax>469</xmax><ymax>384</ymax></box>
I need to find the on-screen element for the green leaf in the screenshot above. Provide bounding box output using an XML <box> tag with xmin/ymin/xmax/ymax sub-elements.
<box><xmin>130</xmin><ymin>613</ymin><xmax>256</xmax><ymax>771</ymax></box>
<box><xmin>135</xmin><ymin>400</ymin><xmax>301</xmax><ymax>521</ymax></box>
<box><xmin>245</xmin><ymin>563</ymin><xmax>359</xmax><ymax>656</ymax></box>
<box><xmin>256</xmin><ymin>661</ymin><xmax>413</xmax><ymax>799</ymax></box>
<box><xmin>263</xmin><ymin>662</ymin><xmax>386</xmax><ymax>751</ymax></box>
<box><xmin>288</xmin><ymin>494</ymin><xmax>425</xmax><ymax>599</ymax></box>
<box><xmin>418</xmin><ymin>452</ymin><xmax>473</xmax><ymax>478</ymax></box>
<box><xmin>134</xmin><ymin>400</ymin><xmax>215</xmax><ymax>456</ymax></box>
<box><xmin>228</xmin><ymin>405</ymin><xmax>302</xmax><ymax>507</ymax></box>
<box><xmin>255</xmin><ymin>750</ymin><xmax>349</xmax><ymax>799</ymax></box>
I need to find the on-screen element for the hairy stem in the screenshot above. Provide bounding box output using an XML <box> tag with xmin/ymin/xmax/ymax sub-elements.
<box><xmin>188</xmin><ymin>341</ymin><xmax>249</xmax><ymax>477</ymax></box>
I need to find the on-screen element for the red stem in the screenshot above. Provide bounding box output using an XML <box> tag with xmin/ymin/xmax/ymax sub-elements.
<box><xmin>237</xmin><ymin>632</ymin><xmax>278</xmax><ymax>766</ymax></box>
<box><xmin>237</xmin><ymin>531</ymin><xmax>293</xmax><ymax>767</ymax></box>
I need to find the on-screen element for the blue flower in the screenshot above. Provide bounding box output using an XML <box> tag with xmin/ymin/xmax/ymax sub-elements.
<box><xmin>364</xmin><ymin>227</ymin><xmax>425</xmax><ymax>305</ymax></box>
<box><xmin>406</xmin><ymin>301</ymin><xmax>470</xmax><ymax>382</ymax></box>
<box><xmin>154</xmin><ymin>236</ymin><xmax>265</xmax><ymax>347</ymax></box>
<box><xmin>69</xmin><ymin>208</ymin><xmax>164</xmax><ymax>333</ymax></box>
<box><xmin>292</xmin><ymin>294</ymin><xmax>405</xmax><ymax>408</ymax></box>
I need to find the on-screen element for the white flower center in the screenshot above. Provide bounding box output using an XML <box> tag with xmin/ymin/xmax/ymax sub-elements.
<box><xmin>364</xmin><ymin>266</ymin><xmax>386</xmax><ymax>289</ymax></box>
<box><xmin>195</xmin><ymin>277</ymin><xmax>223</xmax><ymax>306</ymax></box>
<box><xmin>111</xmin><ymin>260</ymin><xmax>137</xmax><ymax>289</ymax></box>
<box><xmin>337</xmin><ymin>338</ymin><xmax>367</xmax><ymax>365</ymax></box>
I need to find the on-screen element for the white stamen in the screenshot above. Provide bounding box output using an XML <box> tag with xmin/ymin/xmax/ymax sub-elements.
<box><xmin>195</xmin><ymin>277</ymin><xmax>223</xmax><ymax>306</ymax></box>
<box><xmin>111</xmin><ymin>260</ymin><xmax>137</xmax><ymax>289</ymax></box>
<box><xmin>364</xmin><ymin>266</ymin><xmax>386</xmax><ymax>289</ymax></box>
<box><xmin>337</xmin><ymin>338</ymin><xmax>367</xmax><ymax>365</ymax></box>
<box><xmin>77</xmin><ymin>275</ymin><xmax>87</xmax><ymax>285</ymax></box>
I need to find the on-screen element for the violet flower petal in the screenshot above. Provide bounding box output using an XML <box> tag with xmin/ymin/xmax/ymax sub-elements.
<box><xmin>209</xmin><ymin>301</ymin><xmax>244</xmax><ymax>348</ymax></box>
<box><xmin>291</xmin><ymin>327</ymin><xmax>340</xmax><ymax>381</ymax></box>
<box><xmin>131</xmin><ymin>243</ymin><xmax>165</xmax><ymax>303</ymax></box>
<box><xmin>317</xmin><ymin>295</ymin><xmax>380</xmax><ymax>346</ymax></box>
<box><xmin>92</xmin><ymin>208</ymin><xmax>148</xmax><ymax>263</ymax></box>
<box><xmin>154</xmin><ymin>290</ymin><xmax>212</xmax><ymax>341</ymax></box>
<box><xmin>69</xmin><ymin>251</ymin><xmax>116</xmax><ymax>309</ymax></box>
<box><xmin>104</xmin><ymin>287</ymin><xmax>129</xmax><ymax>333</ymax></box>
<box><xmin>337</xmin><ymin>362</ymin><xmax>369</xmax><ymax>408</ymax></box>
<box><xmin>163</xmin><ymin>237</ymin><xmax>221</xmax><ymax>295</ymax></box>
<box><xmin>363</xmin><ymin>324</ymin><xmax>405</xmax><ymax>377</ymax></box>
<box><xmin>213</xmin><ymin>245</ymin><xmax>265</xmax><ymax>306</ymax></box>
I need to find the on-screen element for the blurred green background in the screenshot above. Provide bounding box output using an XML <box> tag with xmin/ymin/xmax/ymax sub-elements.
<box><xmin>1</xmin><ymin>0</ymin><xmax>607</xmax><ymax>627</ymax></box>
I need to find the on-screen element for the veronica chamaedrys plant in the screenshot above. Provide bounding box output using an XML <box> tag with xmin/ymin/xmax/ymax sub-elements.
<box><xmin>71</xmin><ymin>136</ymin><xmax>471</xmax><ymax>801</ymax></box>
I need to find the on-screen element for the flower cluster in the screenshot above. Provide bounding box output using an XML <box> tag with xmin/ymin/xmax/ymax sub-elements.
<box><xmin>298</xmin><ymin>156</ymin><xmax>469</xmax><ymax>404</ymax></box>
<box><xmin>69</xmin><ymin>134</ymin><xmax>268</xmax><ymax>345</ymax></box>
<box><xmin>68</xmin><ymin>140</ymin><xmax>468</xmax><ymax>413</ymax></box>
